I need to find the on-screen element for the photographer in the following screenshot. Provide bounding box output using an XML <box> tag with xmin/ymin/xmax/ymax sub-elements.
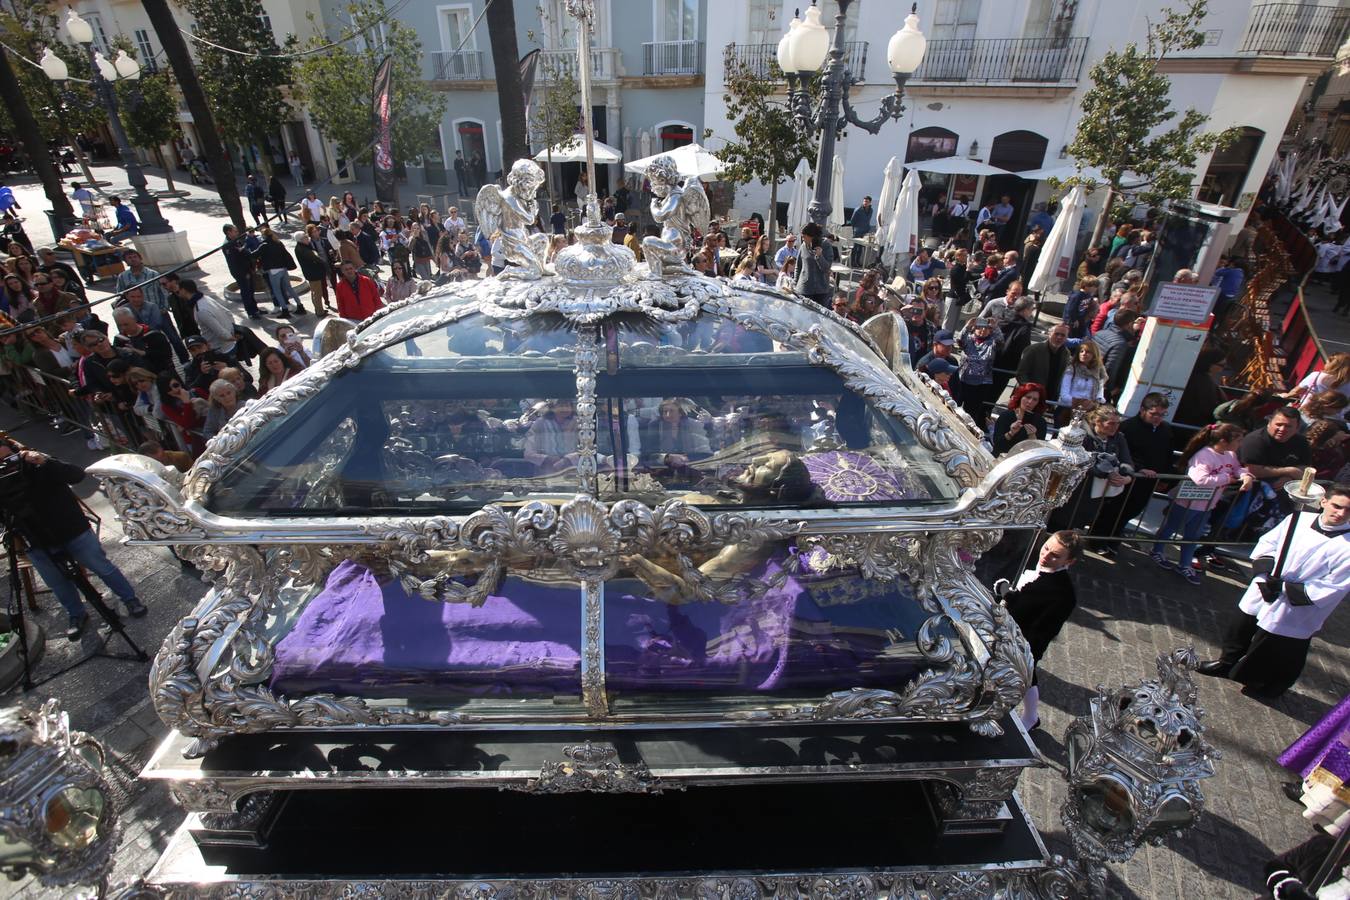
<box><xmin>0</xmin><ymin>440</ymin><xmax>146</xmax><ymax>639</ymax></box>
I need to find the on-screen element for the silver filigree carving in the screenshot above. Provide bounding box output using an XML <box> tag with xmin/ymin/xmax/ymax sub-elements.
<box><xmin>642</xmin><ymin>156</ymin><xmax>711</xmax><ymax>276</ymax></box>
<box><xmin>116</xmin><ymin>868</ymin><xmax>1096</xmax><ymax>898</ymax></box>
<box><xmin>92</xmin><ymin>461</ymin><xmax>206</xmax><ymax>541</ymax></box>
<box><xmin>933</xmin><ymin>766</ymin><xmax>1023</xmax><ymax>820</ymax></box>
<box><xmin>475</xmin><ymin>159</ymin><xmax>550</xmax><ymax>280</ymax></box>
<box><xmin>0</xmin><ymin>700</ymin><xmax>121</xmax><ymax>889</ymax></box>
<box><xmin>504</xmin><ymin>741</ymin><xmax>670</xmax><ymax>794</ymax></box>
<box><xmin>574</xmin><ymin>325</ymin><xmax>600</xmax><ymax>495</ymax></box>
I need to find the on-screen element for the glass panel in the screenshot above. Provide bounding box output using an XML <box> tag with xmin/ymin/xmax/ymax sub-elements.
<box><xmin>604</xmin><ymin>539</ymin><xmax>954</xmax><ymax>708</ymax></box>
<box><xmin>595</xmin><ymin>318</ymin><xmax>959</xmax><ymax>507</ymax></box>
<box><xmin>268</xmin><ymin>558</ymin><xmax>584</xmax><ymax>708</ymax></box>
<box><xmin>206</xmin><ymin>330</ymin><xmax>581</xmax><ymax>515</ymax></box>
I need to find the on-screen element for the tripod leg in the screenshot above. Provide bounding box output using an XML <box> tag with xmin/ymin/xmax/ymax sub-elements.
<box><xmin>3</xmin><ymin>531</ymin><xmax>37</xmax><ymax>690</ymax></box>
<box><xmin>63</xmin><ymin>560</ymin><xmax>149</xmax><ymax>663</ymax></box>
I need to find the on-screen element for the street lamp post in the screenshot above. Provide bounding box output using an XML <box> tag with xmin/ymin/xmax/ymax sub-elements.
<box><xmin>778</xmin><ymin>1</ymin><xmax>927</xmax><ymax>228</ymax></box>
<box><xmin>40</xmin><ymin>8</ymin><xmax>172</xmax><ymax>235</ymax></box>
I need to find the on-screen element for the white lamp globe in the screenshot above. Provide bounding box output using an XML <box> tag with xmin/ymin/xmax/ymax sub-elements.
<box><xmin>776</xmin><ymin>15</ymin><xmax>800</xmax><ymax>73</ymax></box>
<box><xmin>795</xmin><ymin>5</ymin><xmax>830</xmax><ymax>73</ymax></box>
<box><xmin>64</xmin><ymin>8</ymin><xmax>94</xmax><ymax>45</ymax></box>
<box><xmin>113</xmin><ymin>50</ymin><xmax>140</xmax><ymax>80</ymax></box>
<box><xmin>93</xmin><ymin>51</ymin><xmax>116</xmax><ymax>82</ymax></box>
<box><xmin>39</xmin><ymin>48</ymin><xmax>69</xmax><ymax>82</ymax></box>
<box><xmin>887</xmin><ymin>11</ymin><xmax>927</xmax><ymax>74</ymax></box>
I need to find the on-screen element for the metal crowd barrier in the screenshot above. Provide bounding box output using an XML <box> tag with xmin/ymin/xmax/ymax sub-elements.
<box><xmin>3</xmin><ymin>361</ymin><xmax>199</xmax><ymax>457</ymax></box>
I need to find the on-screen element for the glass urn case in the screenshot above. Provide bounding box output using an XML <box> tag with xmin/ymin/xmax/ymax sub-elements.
<box><xmin>91</xmin><ymin>269</ymin><xmax>1092</xmax><ymax>748</ymax></box>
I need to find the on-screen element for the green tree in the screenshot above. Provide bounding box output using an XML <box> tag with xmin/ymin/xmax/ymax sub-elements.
<box><xmin>115</xmin><ymin>66</ymin><xmax>182</xmax><ymax>194</ymax></box>
<box><xmin>1064</xmin><ymin>0</ymin><xmax>1238</xmax><ymax>247</ymax></box>
<box><xmin>529</xmin><ymin>54</ymin><xmax>580</xmax><ymax>206</ymax></box>
<box><xmin>293</xmin><ymin>4</ymin><xmax>438</xmax><ymax>178</ymax></box>
<box><xmin>183</xmin><ymin>0</ymin><xmax>294</xmax><ymax>176</ymax></box>
<box><xmin>712</xmin><ymin>50</ymin><xmax>818</xmax><ymax>243</ymax></box>
<box><xmin>0</xmin><ymin>0</ymin><xmax>102</xmax><ymax>184</ymax></box>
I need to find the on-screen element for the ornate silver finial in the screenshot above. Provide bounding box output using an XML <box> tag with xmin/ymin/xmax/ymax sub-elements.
<box><xmin>642</xmin><ymin>156</ymin><xmax>711</xmax><ymax>277</ymax></box>
<box><xmin>474</xmin><ymin>159</ymin><xmax>550</xmax><ymax>280</ymax></box>
<box><xmin>0</xmin><ymin>700</ymin><xmax>120</xmax><ymax>889</ymax></box>
<box><xmin>1061</xmin><ymin>647</ymin><xmax>1220</xmax><ymax>864</ymax></box>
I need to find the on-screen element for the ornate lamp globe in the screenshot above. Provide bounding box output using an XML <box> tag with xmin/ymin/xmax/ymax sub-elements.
<box><xmin>64</xmin><ymin>8</ymin><xmax>94</xmax><ymax>45</ymax></box>
<box><xmin>793</xmin><ymin>4</ymin><xmax>831</xmax><ymax>73</ymax></box>
<box><xmin>887</xmin><ymin>10</ymin><xmax>928</xmax><ymax>74</ymax></box>
<box><xmin>38</xmin><ymin>47</ymin><xmax>69</xmax><ymax>82</ymax></box>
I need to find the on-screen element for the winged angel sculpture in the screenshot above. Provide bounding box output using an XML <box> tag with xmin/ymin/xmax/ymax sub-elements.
<box><xmin>475</xmin><ymin>159</ymin><xmax>551</xmax><ymax>280</ymax></box>
<box><xmin>642</xmin><ymin>155</ymin><xmax>711</xmax><ymax>277</ymax></box>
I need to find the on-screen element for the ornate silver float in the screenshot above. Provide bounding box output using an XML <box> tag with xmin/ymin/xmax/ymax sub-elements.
<box><xmin>72</xmin><ymin>1</ymin><xmax>1220</xmax><ymax>894</ymax></box>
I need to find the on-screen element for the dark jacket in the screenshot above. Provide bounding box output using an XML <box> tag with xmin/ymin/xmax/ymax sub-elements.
<box><xmin>74</xmin><ymin>349</ymin><xmax>134</xmax><ymax>396</ymax></box>
<box><xmin>0</xmin><ymin>453</ymin><xmax>92</xmax><ymax>547</ymax></box>
<box><xmin>1003</xmin><ymin>568</ymin><xmax>1076</xmax><ymax>664</ymax></box>
<box><xmin>991</xmin><ymin>406</ymin><xmax>1048</xmax><ymax>455</ymax></box>
<box><xmin>1015</xmin><ymin>341</ymin><xmax>1071</xmax><ymax>402</ymax></box>
<box><xmin>1119</xmin><ymin>415</ymin><xmax>1174</xmax><ymax>474</ymax></box>
<box><xmin>356</xmin><ymin>230</ymin><xmax>380</xmax><ymax>267</ymax></box>
<box><xmin>253</xmin><ymin>239</ymin><xmax>296</xmax><ymax>271</ymax></box>
<box><xmin>995</xmin><ymin>316</ymin><xmax>1034</xmax><ymax>375</ymax></box>
<box><xmin>295</xmin><ymin>241</ymin><xmax>329</xmax><ymax>281</ymax></box>
<box><xmin>949</xmin><ymin>264</ymin><xmax>972</xmax><ymax>303</ymax></box>
<box><xmin>113</xmin><ymin>325</ymin><xmax>174</xmax><ymax>375</ymax></box>
<box><xmin>983</xmin><ymin>263</ymin><xmax>1020</xmax><ymax>300</ymax></box>
<box><xmin>223</xmin><ymin>239</ymin><xmax>255</xmax><ymax>279</ymax></box>
<box><xmin>1093</xmin><ymin>322</ymin><xmax>1136</xmax><ymax>398</ymax></box>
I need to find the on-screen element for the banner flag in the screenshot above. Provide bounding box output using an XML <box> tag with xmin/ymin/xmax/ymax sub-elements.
<box><xmin>372</xmin><ymin>55</ymin><xmax>396</xmax><ymax>204</ymax></box>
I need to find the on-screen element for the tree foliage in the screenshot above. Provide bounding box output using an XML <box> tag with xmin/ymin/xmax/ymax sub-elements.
<box><xmin>293</xmin><ymin>4</ymin><xmax>438</xmax><ymax>171</ymax></box>
<box><xmin>712</xmin><ymin>50</ymin><xmax>818</xmax><ymax>231</ymax></box>
<box><xmin>1064</xmin><ymin>0</ymin><xmax>1238</xmax><ymax>230</ymax></box>
<box><xmin>0</xmin><ymin>0</ymin><xmax>102</xmax><ymax>140</ymax></box>
<box><xmin>116</xmin><ymin>68</ymin><xmax>178</xmax><ymax>152</ymax></box>
<box><xmin>529</xmin><ymin>52</ymin><xmax>580</xmax><ymax>202</ymax></box>
<box><xmin>183</xmin><ymin>0</ymin><xmax>294</xmax><ymax>171</ymax></box>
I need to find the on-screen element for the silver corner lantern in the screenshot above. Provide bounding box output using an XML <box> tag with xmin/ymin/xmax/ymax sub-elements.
<box><xmin>0</xmin><ymin>700</ymin><xmax>119</xmax><ymax>889</ymax></box>
<box><xmin>1062</xmin><ymin>647</ymin><xmax>1220</xmax><ymax>864</ymax></box>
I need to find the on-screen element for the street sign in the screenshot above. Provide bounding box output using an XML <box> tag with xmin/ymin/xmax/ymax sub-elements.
<box><xmin>1149</xmin><ymin>282</ymin><xmax>1220</xmax><ymax>324</ymax></box>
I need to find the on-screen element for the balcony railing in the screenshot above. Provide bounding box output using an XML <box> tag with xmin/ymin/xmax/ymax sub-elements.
<box><xmin>1238</xmin><ymin>3</ymin><xmax>1350</xmax><ymax>58</ymax></box>
<box><xmin>643</xmin><ymin>40</ymin><xmax>703</xmax><ymax>76</ymax></box>
<box><xmin>539</xmin><ymin>47</ymin><xmax>623</xmax><ymax>82</ymax></box>
<box><xmin>430</xmin><ymin>50</ymin><xmax>485</xmax><ymax>81</ymax></box>
<box><xmin>725</xmin><ymin>41</ymin><xmax>868</xmax><ymax>81</ymax></box>
<box><xmin>911</xmin><ymin>36</ymin><xmax>1088</xmax><ymax>85</ymax></box>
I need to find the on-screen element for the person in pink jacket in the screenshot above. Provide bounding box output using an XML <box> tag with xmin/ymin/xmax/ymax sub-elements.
<box><xmin>1151</xmin><ymin>422</ymin><xmax>1254</xmax><ymax>584</ymax></box>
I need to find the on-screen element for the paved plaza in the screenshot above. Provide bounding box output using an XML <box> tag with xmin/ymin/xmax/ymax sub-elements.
<box><xmin>0</xmin><ymin>168</ymin><xmax>1347</xmax><ymax>897</ymax></box>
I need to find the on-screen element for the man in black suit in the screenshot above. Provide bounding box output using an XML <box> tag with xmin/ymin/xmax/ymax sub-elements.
<box><xmin>996</xmin><ymin>529</ymin><xmax>1083</xmax><ymax>731</ymax></box>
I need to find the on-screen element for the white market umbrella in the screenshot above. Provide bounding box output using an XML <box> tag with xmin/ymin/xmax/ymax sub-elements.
<box><xmin>786</xmin><ymin>157</ymin><xmax>813</xmax><ymax>237</ymax></box>
<box><xmin>1028</xmin><ymin>184</ymin><xmax>1087</xmax><ymax>294</ymax></box>
<box><xmin>624</xmin><ymin>143</ymin><xmax>726</xmax><ymax>181</ymax></box>
<box><xmin>534</xmin><ymin>137</ymin><xmax>623</xmax><ymax>164</ymax></box>
<box><xmin>903</xmin><ymin>156</ymin><xmax>1011</xmax><ymax>177</ymax></box>
<box><xmin>883</xmin><ymin>169</ymin><xmax>921</xmax><ymax>266</ymax></box>
<box><xmin>1015</xmin><ymin>163</ymin><xmax>1106</xmax><ymax>183</ymax></box>
<box><xmin>828</xmin><ymin>155</ymin><xmax>846</xmax><ymax>231</ymax></box>
<box><xmin>874</xmin><ymin>156</ymin><xmax>903</xmax><ymax>246</ymax></box>
<box><xmin>639</xmin><ymin>130</ymin><xmax>653</xmax><ymax>159</ymax></box>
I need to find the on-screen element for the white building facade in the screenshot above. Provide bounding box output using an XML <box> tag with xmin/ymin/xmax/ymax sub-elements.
<box><xmin>702</xmin><ymin>0</ymin><xmax>1349</xmax><ymax>236</ymax></box>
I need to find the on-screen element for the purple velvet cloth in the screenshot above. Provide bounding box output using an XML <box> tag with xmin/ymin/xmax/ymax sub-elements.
<box><xmin>270</xmin><ymin>557</ymin><xmax>930</xmax><ymax>701</ymax></box>
<box><xmin>1279</xmin><ymin>694</ymin><xmax>1350</xmax><ymax>781</ymax></box>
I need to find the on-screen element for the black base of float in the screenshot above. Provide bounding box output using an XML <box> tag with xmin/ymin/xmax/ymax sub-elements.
<box><xmin>145</xmin><ymin>787</ymin><xmax>1062</xmax><ymax>897</ymax></box>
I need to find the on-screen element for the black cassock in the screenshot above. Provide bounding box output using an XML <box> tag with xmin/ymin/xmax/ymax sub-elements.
<box><xmin>1003</xmin><ymin>568</ymin><xmax>1077</xmax><ymax>684</ymax></box>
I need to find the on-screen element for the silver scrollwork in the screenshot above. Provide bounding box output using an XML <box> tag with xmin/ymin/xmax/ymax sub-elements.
<box><xmin>504</xmin><ymin>741</ymin><xmax>671</xmax><ymax>794</ymax></box>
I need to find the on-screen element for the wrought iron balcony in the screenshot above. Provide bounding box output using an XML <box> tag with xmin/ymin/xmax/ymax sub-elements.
<box><xmin>643</xmin><ymin>40</ymin><xmax>703</xmax><ymax>76</ymax></box>
<box><xmin>912</xmin><ymin>37</ymin><xmax>1088</xmax><ymax>85</ymax></box>
<box><xmin>725</xmin><ymin>41</ymin><xmax>868</xmax><ymax>81</ymax></box>
<box><xmin>430</xmin><ymin>50</ymin><xmax>485</xmax><ymax>81</ymax></box>
<box><xmin>539</xmin><ymin>47</ymin><xmax>623</xmax><ymax>82</ymax></box>
<box><xmin>1238</xmin><ymin>3</ymin><xmax>1350</xmax><ymax>58</ymax></box>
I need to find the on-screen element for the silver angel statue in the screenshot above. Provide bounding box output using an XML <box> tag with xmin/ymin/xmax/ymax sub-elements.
<box><xmin>641</xmin><ymin>156</ymin><xmax>710</xmax><ymax>277</ymax></box>
<box><xmin>475</xmin><ymin>159</ymin><xmax>551</xmax><ymax>280</ymax></box>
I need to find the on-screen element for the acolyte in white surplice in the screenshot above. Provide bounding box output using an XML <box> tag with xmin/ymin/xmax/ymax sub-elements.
<box><xmin>1238</xmin><ymin>512</ymin><xmax>1350</xmax><ymax>640</ymax></box>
